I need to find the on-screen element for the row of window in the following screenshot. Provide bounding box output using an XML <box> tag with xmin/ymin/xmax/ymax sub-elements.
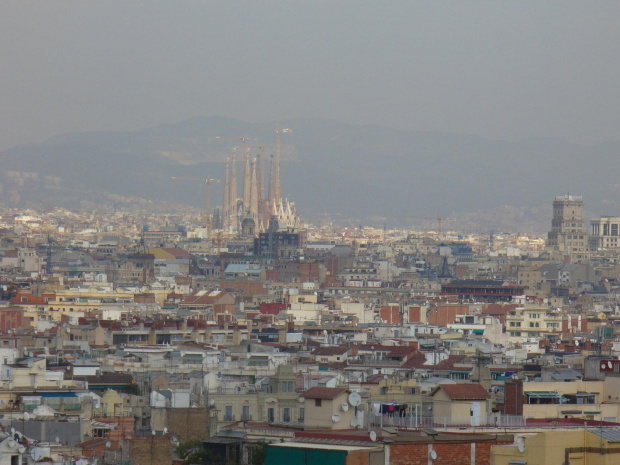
<box><xmin>224</xmin><ymin>405</ymin><xmax>303</xmax><ymax>423</ymax></box>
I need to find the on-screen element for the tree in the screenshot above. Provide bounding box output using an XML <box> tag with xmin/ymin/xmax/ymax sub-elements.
<box><xmin>249</xmin><ymin>441</ymin><xmax>268</xmax><ymax>465</ymax></box>
<box><xmin>176</xmin><ymin>440</ymin><xmax>209</xmax><ymax>464</ymax></box>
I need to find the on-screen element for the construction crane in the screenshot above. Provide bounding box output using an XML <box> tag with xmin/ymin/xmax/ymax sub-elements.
<box><xmin>171</xmin><ymin>176</ymin><xmax>220</xmax><ymax>237</ymax></box>
<box><xmin>258</xmin><ymin>125</ymin><xmax>293</xmax><ymax>201</ymax></box>
<box><xmin>274</xmin><ymin>125</ymin><xmax>292</xmax><ymax>201</ymax></box>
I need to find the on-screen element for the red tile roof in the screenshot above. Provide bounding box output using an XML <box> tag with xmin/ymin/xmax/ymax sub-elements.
<box><xmin>301</xmin><ymin>387</ymin><xmax>347</xmax><ymax>400</ymax></box>
<box><xmin>161</xmin><ymin>248</ymin><xmax>191</xmax><ymax>259</ymax></box>
<box><xmin>435</xmin><ymin>355</ymin><xmax>471</xmax><ymax>371</ymax></box>
<box><xmin>433</xmin><ymin>383</ymin><xmax>489</xmax><ymax>400</ymax></box>
<box><xmin>312</xmin><ymin>346</ymin><xmax>348</xmax><ymax>356</ymax></box>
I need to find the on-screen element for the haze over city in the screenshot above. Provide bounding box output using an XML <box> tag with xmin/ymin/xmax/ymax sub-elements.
<box><xmin>2</xmin><ymin>1</ymin><xmax>620</xmax><ymax>150</ymax></box>
<box><xmin>2</xmin><ymin>5</ymin><xmax>620</xmax><ymax>465</ymax></box>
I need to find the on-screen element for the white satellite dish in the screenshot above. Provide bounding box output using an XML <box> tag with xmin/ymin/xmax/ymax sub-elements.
<box><xmin>331</xmin><ymin>413</ymin><xmax>340</xmax><ymax>423</ymax></box>
<box><xmin>348</xmin><ymin>392</ymin><xmax>362</xmax><ymax>407</ymax></box>
<box><xmin>18</xmin><ymin>446</ymin><xmax>26</xmax><ymax>454</ymax></box>
<box><xmin>369</xmin><ymin>431</ymin><xmax>377</xmax><ymax>442</ymax></box>
<box><xmin>209</xmin><ymin>399</ymin><xmax>216</xmax><ymax>406</ymax></box>
<box><xmin>163</xmin><ymin>427</ymin><xmax>168</xmax><ymax>434</ymax></box>
<box><xmin>608</xmin><ymin>361</ymin><xmax>613</xmax><ymax>369</ymax></box>
<box><xmin>430</xmin><ymin>450</ymin><xmax>437</xmax><ymax>460</ymax></box>
<box><xmin>106</xmin><ymin>441</ymin><xmax>112</xmax><ymax>448</ymax></box>
<box><xmin>518</xmin><ymin>441</ymin><xmax>525</xmax><ymax>453</ymax></box>
<box><xmin>10</xmin><ymin>428</ymin><xmax>15</xmax><ymax>435</ymax></box>
<box><xmin>151</xmin><ymin>430</ymin><xmax>156</xmax><ymax>436</ymax></box>
<box><xmin>8</xmin><ymin>439</ymin><xmax>16</xmax><ymax>448</ymax></box>
<box><xmin>55</xmin><ymin>437</ymin><xmax>60</xmax><ymax>443</ymax></box>
<box><xmin>350</xmin><ymin>419</ymin><xmax>357</xmax><ymax>428</ymax></box>
<box><xmin>341</xmin><ymin>402</ymin><xmax>349</xmax><ymax>412</ymax></box>
<box><xmin>23</xmin><ymin>412</ymin><xmax>29</xmax><ymax>421</ymax></box>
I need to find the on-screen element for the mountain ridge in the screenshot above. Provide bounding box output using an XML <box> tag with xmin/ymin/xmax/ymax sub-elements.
<box><xmin>1</xmin><ymin>116</ymin><xmax>618</xmax><ymax>233</ymax></box>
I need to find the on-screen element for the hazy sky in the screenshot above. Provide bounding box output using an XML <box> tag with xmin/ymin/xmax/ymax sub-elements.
<box><xmin>2</xmin><ymin>1</ymin><xmax>619</xmax><ymax>151</ymax></box>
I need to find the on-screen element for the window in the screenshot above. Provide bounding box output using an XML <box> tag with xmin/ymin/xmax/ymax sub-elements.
<box><xmin>242</xmin><ymin>405</ymin><xmax>250</xmax><ymax>421</ymax></box>
<box><xmin>281</xmin><ymin>382</ymin><xmax>287</xmax><ymax>392</ymax></box>
<box><xmin>288</xmin><ymin>381</ymin><xmax>293</xmax><ymax>392</ymax></box>
<box><xmin>315</xmin><ymin>399</ymin><xmax>322</xmax><ymax>407</ymax></box>
<box><xmin>283</xmin><ymin>407</ymin><xmax>291</xmax><ymax>422</ymax></box>
<box><xmin>268</xmin><ymin>408</ymin><xmax>274</xmax><ymax>423</ymax></box>
<box><xmin>224</xmin><ymin>405</ymin><xmax>233</xmax><ymax>421</ymax></box>
<box><xmin>299</xmin><ymin>408</ymin><xmax>305</xmax><ymax>422</ymax></box>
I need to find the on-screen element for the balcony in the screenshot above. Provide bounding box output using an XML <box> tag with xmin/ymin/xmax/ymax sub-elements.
<box><xmin>348</xmin><ymin>359</ymin><xmax>404</xmax><ymax>367</ymax></box>
<box><xmin>208</xmin><ymin>386</ymin><xmax>260</xmax><ymax>395</ymax></box>
<box><xmin>223</xmin><ymin>414</ymin><xmax>236</xmax><ymax>422</ymax></box>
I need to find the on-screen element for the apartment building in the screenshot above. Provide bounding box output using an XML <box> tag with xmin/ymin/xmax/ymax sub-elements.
<box><xmin>505</xmin><ymin>306</ymin><xmax>562</xmax><ymax>342</ymax></box>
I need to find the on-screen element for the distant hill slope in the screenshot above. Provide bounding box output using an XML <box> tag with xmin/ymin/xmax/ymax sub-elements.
<box><xmin>1</xmin><ymin>116</ymin><xmax>618</xmax><ymax>233</ymax></box>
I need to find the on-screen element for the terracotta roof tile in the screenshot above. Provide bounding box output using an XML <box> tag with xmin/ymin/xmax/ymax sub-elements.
<box><xmin>301</xmin><ymin>386</ymin><xmax>347</xmax><ymax>400</ymax></box>
<box><xmin>433</xmin><ymin>383</ymin><xmax>489</xmax><ymax>400</ymax></box>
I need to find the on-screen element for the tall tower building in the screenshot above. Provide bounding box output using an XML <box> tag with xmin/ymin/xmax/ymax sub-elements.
<box><xmin>547</xmin><ymin>195</ymin><xmax>589</xmax><ymax>261</ymax></box>
<box><xmin>590</xmin><ymin>216</ymin><xmax>620</xmax><ymax>251</ymax></box>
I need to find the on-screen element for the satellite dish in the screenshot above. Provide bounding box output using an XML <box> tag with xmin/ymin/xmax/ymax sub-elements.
<box><xmin>348</xmin><ymin>392</ymin><xmax>362</xmax><ymax>407</ymax></box>
<box><xmin>602</xmin><ymin>362</ymin><xmax>607</xmax><ymax>370</ymax></box>
<box><xmin>430</xmin><ymin>450</ymin><xmax>437</xmax><ymax>460</ymax></box>
<box><xmin>18</xmin><ymin>446</ymin><xmax>26</xmax><ymax>454</ymax></box>
<box><xmin>518</xmin><ymin>441</ymin><xmax>525</xmax><ymax>453</ymax></box>
<box><xmin>152</xmin><ymin>430</ymin><xmax>156</xmax><ymax>436</ymax></box>
<box><xmin>163</xmin><ymin>427</ymin><xmax>168</xmax><ymax>434</ymax></box>
<box><xmin>8</xmin><ymin>439</ymin><xmax>16</xmax><ymax>448</ymax></box>
<box><xmin>55</xmin><ymin>437</ymin><xmax>60</xmax><ymax>443</ymax></box>
<box><xmin>10</xmin><ymin>428</ymin><xmax>15</xmax><ymax>435</ymax></box>
<box><xmin>369</xmin><ymin>431</ymin><xmax>377</xmax><ymax>442</ymax></box>
<box><xmin>66</xmin><ymin>327</ymin><xmax>71</xmax><ymax>333</ymax></box>
<box><xmin>608</xmin><ymin>361</ymin><xmax>613</xmax><ymax>369</ymax></box>
<box><xmin>23</xmin><ymin>412</ymin><xmax>29</xmax><ymax>421</ymax></box>
<box><xmin>209</xmin><ymin>399</ymin><xmax>216</xmax><ymax>406</ymax></box>
<box><xmin>331</xmin><ymin>413</ymin><xmax>340</xmax><ymax>423</ymax></box>
<box><xmin>341</xmin><ymin>402</ymin><xmax>349</xmax><ymax>412</ymax></box>
<box><xmin>106</xmin><ymin>441</ymin><xmax>112</xmax><ymax>448</ymax></box>
<box><xmin>350</xmin><ymin>419</ymin><xmax>357</xmax><ymax>428</ymax></box>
